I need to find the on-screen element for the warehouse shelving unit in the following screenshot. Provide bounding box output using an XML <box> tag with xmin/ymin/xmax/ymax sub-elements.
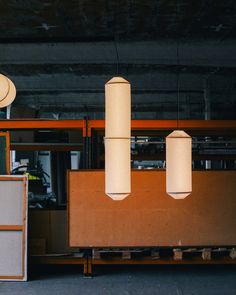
<box><xmin>1</xmin><ymin>119</ymin><xmax>236</xmax><ymax>276</ymax></box>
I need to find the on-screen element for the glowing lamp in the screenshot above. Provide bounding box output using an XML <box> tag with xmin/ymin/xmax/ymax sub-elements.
<box><xmin>0</xmin><ymin>74</ymin><xmax>9</xmax><ymax>102</ymax></box>
<box><xmin>105</xmin><ymin>77</ymin><xmax>131</xmax><ymax>200</ymax></box>
<box><xmin>0</xmin><ymin>74</ymin><xmax>16</xmax><ymax>108</ymax></box>
<box><xmin>166</xmin><ymin>130</ymin><xmax>192</xmax><ymax>199</ymax></box>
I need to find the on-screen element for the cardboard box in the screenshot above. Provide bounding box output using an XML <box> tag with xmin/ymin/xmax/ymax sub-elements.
<box><xmin>29</xmin><ymin>239</ymin><xmax>46</xmax><ymax>255</ymax></box>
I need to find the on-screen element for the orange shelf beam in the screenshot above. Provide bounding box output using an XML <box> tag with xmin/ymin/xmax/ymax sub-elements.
<box><xmin>179</xmin><ymin>120</ymin><xmax>236</xmax><ymax>130</ymax></box>
<box><xmin>0</xmin><ymin>119</ymin><xmax>86</xmax><ymax>136</ymax></box>
<box><xmin>88</xmin><ymin>120</ymin><xmax>236</xmax><ymax>136</ymax></box>
<box><xmin>1</xmin><ymin>119</ymin><xmax>236</xmax><ymax>137</ymax></box>
<box><xmin>89</xmin><ymin>119</ymin><xmax>236</xmax><ymax>130</ymax></box>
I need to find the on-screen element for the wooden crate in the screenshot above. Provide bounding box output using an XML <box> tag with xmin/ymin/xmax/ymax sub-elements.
<box><xmin>28</xmin><ymin>210</ymin><xmax>68</xmax><ymax>254</ymax></box>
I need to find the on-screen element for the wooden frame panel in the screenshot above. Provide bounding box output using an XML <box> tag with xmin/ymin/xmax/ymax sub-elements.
<box><xmin>0</xmin><ymin>176</ymin><xmax>28</xmax><ymax>281</ymax></box>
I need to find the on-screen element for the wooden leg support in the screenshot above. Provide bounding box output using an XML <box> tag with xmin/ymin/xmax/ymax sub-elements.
<box><xmin>92</xmin><ymin>249</ymin><xmax>101</xmax><ymax>260</ymax></box>
<box><xmin>202</xmin><ymin>248</ymin><xmax>211</xmax><ymax>260</ymax></box>
<box><xmin>230</xmin><ymin>248</ymin><xmax>236</xmax><ymax>259</ymax></box>
<box><xmin>173</xmin><ymin>249</ymin><xmax>183</xmax><ymax>260</ymax></box>
<box><xmin>122</xmin><ymin>251</ymin><xmax>131</xmax><ymax>260</ymax></box>
<box><xmin>83</xmin><ymin>256</ymin><xmax>93</xmax><ymax>277</ymax></box>
<box><xmin>151</xmin><ymin>249</ymin><xmax>160</xmax><ymax>260</ymax></box>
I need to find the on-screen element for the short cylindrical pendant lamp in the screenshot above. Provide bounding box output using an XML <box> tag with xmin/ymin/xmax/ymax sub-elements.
<box><xmin>166</xmin><ymin>130</ymin><xmax>192</xmax><ymax>199</ymax></box>
<box><xmin>105</xmin><ymin>77</ymin><xmax>131</xmax><ymax>200</ymax></box>
<box><xmin>0</xmin><ymin>74</ymin><xmax>16</xmax><ymax>108</ymax></box>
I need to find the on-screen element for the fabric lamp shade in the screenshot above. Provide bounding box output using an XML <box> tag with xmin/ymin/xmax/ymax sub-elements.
<box><xmin>0</xmin><ymin>76</ymin><xmax>16</xmax><ymax>108</ymax></box>
<box><xmin>105</xmin><ymin>138</ymin><xmax>130</xmax><ymax>200</ymax></box>
<box><xmin>166</xmin><ymin>130</ymin><xmax>192</xmax><ymax>199</ymax></box>
<box><xmin>0</xmin><ymin>74</ymin><xmax>10</xmax><ymax>102</ymax></box>
<box><xmin>105</xmin><ymin>77</ymin><xmax>131</xmax><ymax>200</ymax></box>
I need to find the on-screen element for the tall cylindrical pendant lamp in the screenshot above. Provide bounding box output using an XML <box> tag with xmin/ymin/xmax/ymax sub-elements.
<box><xmin>166</xmin><ymin>130</ymin><xmax>192</xmax><ymax>199</ymax></box>
<box><xmin>105</xmin><ymin>77</ymin><xmax>131</xmax><ymax>200</ymax></box>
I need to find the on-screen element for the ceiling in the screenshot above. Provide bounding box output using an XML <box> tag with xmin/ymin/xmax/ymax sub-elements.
<box><xmin>1</xmin><ymin>0</ymin><xmax>236</xmax><ymax>42</ymax></box>
<box><xmin>0</xmin><ymin>0</ymin><xmax>236</xmax><ymax>119</ymax></box>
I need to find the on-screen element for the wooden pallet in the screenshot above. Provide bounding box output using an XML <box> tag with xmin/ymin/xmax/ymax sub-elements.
<box><xmin>30</xmin><ymin>247</ymin><xmax>236</xmax><ymax>277</ymax></box>
<box><xmin>92</xmin><ymin>248</ymin><xmax>156</xmax><ymax>260</ymax></box>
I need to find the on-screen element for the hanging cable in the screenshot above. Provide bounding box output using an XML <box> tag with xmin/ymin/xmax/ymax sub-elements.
<box><xmin>176</xmin><ymin>42</ymin><xmax>180</xmax><ymax>129</ymax></box>
<box><xmin>175</xmin><ymin>0</ymin><xmax>180</xmax><ymax>129</ymax></box>
<box><xmin>114</xmin><ymin>38</ymin><xmax>120</xmax><ymax>75</ymax></box>
<box><xmin>113</xmin><ymin>0</ymin><xmax>120</xmax><ymax>75</ymax></box>
<box><xmin>176</xmin><ymin>0</ymin><xmax>180</xmax><ymax>129</ymax></box>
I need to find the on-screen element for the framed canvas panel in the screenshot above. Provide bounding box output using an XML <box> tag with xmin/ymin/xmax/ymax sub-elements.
<box><xmin>0</xmin><ymin>176</ymin><xmax>28</xmax><ymax>281</ymax></box>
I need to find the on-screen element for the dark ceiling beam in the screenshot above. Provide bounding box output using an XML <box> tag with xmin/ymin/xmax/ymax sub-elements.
<box><xmin>2</xmin><ymin>63</ymin><xmax>236</xmax><ymax>76</ymax></box>
<box><xmin>0</xmin><ymin>1</ymin><xmax>235</xmax><ymax>41</ymax></box>
<box><xmin>7</xmin><ymin>72</ymin><xmax>232</xmax><ymax>94</ymax></box>
<box><xmin>16</xmin><ymin>89</ymin><xmax>204</xmax><ymax>94</ymax></box>
<box><xmin>1</xmin><ymin>42</ymin><xmax>236</xmax><ymax>68</ymax></box>
<box><xmin>17</xmin><ymin>105</ymin><xmax>175</xmax><ymax>113</ymax></box>
<box><xmin>12</xmin><ymin>102</ymin><xmax>234</xmax><ymax>112</ymax></box>
<box><xmin>12</xmin><ymin>90</ymin><xmax>232</xmax><ymax>107</ymax></box>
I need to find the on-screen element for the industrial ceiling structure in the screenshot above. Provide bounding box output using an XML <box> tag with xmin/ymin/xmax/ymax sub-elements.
<box><xmin>0</xmin><ymin>0</ymin><xmax>236</xmax><ymax>119</ymax></box>
<box><xmin>1</xmin><ymin>2</ymin><xmax>236</xmax><ymax>287</ymax></box>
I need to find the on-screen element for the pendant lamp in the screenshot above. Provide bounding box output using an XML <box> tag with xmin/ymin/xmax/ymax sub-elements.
<box><xmin>0</xmin><ymin>74</ymin><xmax>10</xmax><ymax>102</ymax></box>
<box><xmin>0</xmin><ymin>74</ymin><xmax>16</xmax><ymax>108</ymax></box>
<box><xmin>165</xmin><ymin>42</ymin><xmax>192</xmax><ymax>199</ymax></box>
<box><xmin>166</xmin><ymin>130</ymin><xmax>192</xmax><ymax>199</ymax></box>
<box><xmin>105</xmin><ymin>77</ymin><xmax>131</xmax><ymax>200</ymax></box>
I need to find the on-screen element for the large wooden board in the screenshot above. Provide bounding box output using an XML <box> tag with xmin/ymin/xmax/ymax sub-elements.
<box><xmin>68</xmin><ymin>170</ymin><xmax>236</xmax><ymax>247</ymax></box>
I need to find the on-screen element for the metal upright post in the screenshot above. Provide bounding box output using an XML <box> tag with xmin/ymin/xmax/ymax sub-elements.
<box><xmin>204</xmin><ymin>77</ymin><xmax>211</xmax><ymax>170</ymax></box>
<box><xmin>81</xmin><ymin>116</ymin><xmax>92</xmax><ymax>169</ymax></box>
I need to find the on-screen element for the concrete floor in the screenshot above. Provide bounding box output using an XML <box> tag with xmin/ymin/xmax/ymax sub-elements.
<box><xmin>0</xmin><ymin>265</ymin><xmax>236</xmax><ymax>295</ymax></box>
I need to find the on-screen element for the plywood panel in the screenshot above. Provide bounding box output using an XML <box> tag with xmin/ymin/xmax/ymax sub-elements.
<box><xmin>0</xmin><ymin>181</ymin><xmax>23</xmax><ymax>225</ymax></box>
<box><xmin>68</xmin><ymin>170</ymin><xmax>236</xmax><ymax>247</ymax></box>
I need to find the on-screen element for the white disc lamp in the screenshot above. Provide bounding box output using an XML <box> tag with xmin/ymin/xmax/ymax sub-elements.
<box><xmin>0</xmin><ymin>74</ymin><xmax>10</xmax><ymax>102</ymax></box>
<box><xmin>105</xmin><ymin>77</ymin><xmax>131</xmax><ymax>200</ymax></box>
<box><xmin>0</xmin><ymin>74</ymin><xmax>16</xmax><ymax>108</ymax></box>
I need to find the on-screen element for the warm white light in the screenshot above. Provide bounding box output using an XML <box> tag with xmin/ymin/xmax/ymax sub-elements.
<box><xmin>0</xmin><ymin>75</ymin><xmax>16</xmax><ymax>108</ymax></box>
<box><xmin>166</xmin><ymin>130</ymin><xmax>192</xmax><ymax>199</ymax></box>
<box><xmin>105</xmin><ymin>77</ymin><xmax>131</xmax><ymax>200</ymax></box>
